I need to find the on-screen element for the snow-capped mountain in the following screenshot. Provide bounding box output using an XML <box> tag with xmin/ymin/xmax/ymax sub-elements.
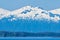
<box><xmin>0</xmin><ymin>6</ymin><xmax>60</xmax><ymax>22</ymax></box>
<box><xmin>12</xmin><ymin>6</ymin><xmax>49</xmax><ymax>20</ymax></box>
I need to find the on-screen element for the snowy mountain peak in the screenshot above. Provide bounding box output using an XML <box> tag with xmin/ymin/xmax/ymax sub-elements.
<box><xmin>12</xmin><ymin>6</ymin><xmax>44</xmax><ymax>14</ymax></box>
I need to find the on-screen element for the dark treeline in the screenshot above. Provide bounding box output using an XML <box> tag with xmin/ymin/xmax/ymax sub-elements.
<box><xmin>0</xmin><ymin>31</ymin><xmax>60</xmax><ymax>37</ymax></box>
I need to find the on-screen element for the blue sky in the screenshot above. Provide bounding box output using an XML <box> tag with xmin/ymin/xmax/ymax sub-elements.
<box><xmin>0</xmin><ymin>0</ymin><xmax>60</xmax><ymax>10</ymax></box>
<box><xmin>0</xmin><ymin>0</ymin><xmax>60</xmax><ymax>33</ymax></box>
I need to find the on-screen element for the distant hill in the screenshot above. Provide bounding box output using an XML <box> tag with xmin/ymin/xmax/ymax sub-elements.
<box><xmin>0</xmin><ymin>31</ymin><xmax>60</xmax><ymax>37</ymax></box>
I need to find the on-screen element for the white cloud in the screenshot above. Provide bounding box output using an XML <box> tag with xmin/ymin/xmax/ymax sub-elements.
<box><xmin>0</xmin><ymin>6</ymin><xmax>60</xmax><ymax>22</ymax></box>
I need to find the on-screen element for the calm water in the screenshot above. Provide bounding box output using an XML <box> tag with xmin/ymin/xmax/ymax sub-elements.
<box><xmin>0</xmin><ymin>37</ymin><xmax>60</xmax><ymax>40</ymax></box>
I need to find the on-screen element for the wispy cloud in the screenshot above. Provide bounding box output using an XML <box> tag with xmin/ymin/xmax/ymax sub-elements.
<box><xmin>0</xmin><ymin>6</ymin><xmax>60</xmax><ymax>22</ymax></box>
